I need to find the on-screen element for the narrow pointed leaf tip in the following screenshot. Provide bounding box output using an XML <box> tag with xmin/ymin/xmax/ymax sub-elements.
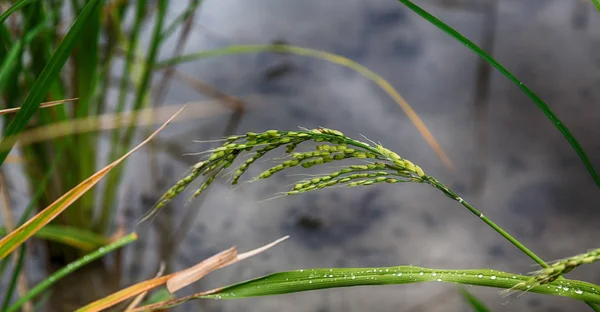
<box><xmin>167</xmin><ymin>235</ymin><xmax>289</xmax><ymax>293</ymax></box>
<box><xmin>78</xmin><ymin>235</ymin><xmax>288</xmax><ymax>311</ymax></box>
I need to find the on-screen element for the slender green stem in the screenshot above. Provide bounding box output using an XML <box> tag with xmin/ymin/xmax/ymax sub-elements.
<box><xmin>423</xmin><ymin>177</ymin><xmax>600</xmax><ymax>312</ymax></box>
<box><xmin>98</xmin><ymin>0</ymin><xmax>147</xmax><ymax>232</ymax></box>
<box><xmin>6</xmin><ymin>233</ymin><xmax>138</xmax><ymax>312</ymax></box>
<box><xmin>98</xmin><ymin>0</ymin><xmax>168</xmax><ymax>233</ymax></box>
<box><xmin>425</xmin><ymin>177</ymin><xmax>547</xmax><ymax>266</ymax></box>
<box><xmin>1</xmin><ymin>245</ymin><xmax>26</xmax><ymax>311</ymax></box>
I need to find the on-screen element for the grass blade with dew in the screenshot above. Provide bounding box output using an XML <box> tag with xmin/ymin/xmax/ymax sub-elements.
<box><xmin>459</xmin><ymin>287</ymin><xmax>491</xmax><ymax>312</ymax></box>
<box><xmin>0</xmin><ymin>106</ymin><xmax>184</xmax><ymax>259</ymax></box>
<box><xmin>155</xmin><ymin>43</ymin><xmax>454</xmax><ymax>171</ymax></box>
<box><xmin>0</xmin><ymin>0</ymin><xmax>103</xmax><ymax>166</ymax></box>
<box><xmin>0</xmin><ymin>225</ymin><xmax>109</xmax><ymax>251</ymax></box>
<box><xmin>133</xmin><ymin>266</ymin><xmax>600</xmax><ymax>310</ymax></box>
<box><xmin>5</xmin><ymin>232</ymin><xmax>138</xmax><ymax>312</ymax></box>
<box><xmin>0</xmin><ymin>0</ymin><xmax>36</xmax><ymax>23</ymax></box>
<box><xmin>395</xmin><ymin>0</ymin><xmax>600</xmax><ymax>189</ymax></box>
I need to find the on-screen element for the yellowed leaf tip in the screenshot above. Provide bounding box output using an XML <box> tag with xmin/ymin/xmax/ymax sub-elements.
<box><xmin>166</xmin><ymin>235</ymin><xmax>290</xmax><ymax>294</ymax></box>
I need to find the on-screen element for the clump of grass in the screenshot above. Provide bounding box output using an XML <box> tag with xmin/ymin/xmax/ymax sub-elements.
<box><xmin>141</xmin><ymin>128</ymin><xmax>427</xmax><ymax>222</ymax></box>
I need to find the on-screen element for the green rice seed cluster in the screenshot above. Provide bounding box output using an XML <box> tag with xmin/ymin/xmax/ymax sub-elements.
<box><xmin>533</xmin><ymin>248</ymin><xmax>600</xmax><ymax>284</ymax></box>
<box><xmin>145</xmin><ymin>128</ymin><xmax>430</xmax><ymax>222</ymax></box>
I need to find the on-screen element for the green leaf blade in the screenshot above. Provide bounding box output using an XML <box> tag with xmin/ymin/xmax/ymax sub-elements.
<box><xmin>203</xmin><ymin>267</ymin><xmax>600</xmax><ymax>303</ymax></box>
<box><xmin>0</xmin><ymin>0</ymin><xmax>102</xmax><ymax>166</ymax></box>
<box><xmin>459</xmin><ymin>287</ymin><xmax>492</xmax><ymax>312</ymax></box>
<box><xmin>395</xmin><ymin>0</ymin><xmax>600</xmax><ymax>189</ymax></box>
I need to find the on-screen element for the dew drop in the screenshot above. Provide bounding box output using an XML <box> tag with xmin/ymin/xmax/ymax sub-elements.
<box><xmin>328</xmin><ymin>274</ymin><xmax>333</xmax><ymax>278</ymax></box>
<box><xmin>564</xmin><ymin>287</ymin><xmax>570</xmax><ymax>291</ymax></box>
<box><xmin>575</xmin><ymin>289</ymin><xmax>584</xmax><ymax>295</ymax></box>
<box><xmin>398</xmin><ymin>272</ymin><xmax>403</xmax><ymax>277</ymax></box>
<box><xmin>352</xmin><ymin>276</ymin><xmax>356</xmax><ymax>280</ymax></box>
<box><xmin>477</xmin><ymin>274</ymin><xmax>483</xmax><ymax>279</ymax></box>
<box><xmin>432</xmin><ymin>272</ymin><xmax>437</xmax><ymax>276</ymax></box>
<box><xmin>437</xmin><ymin>278</ymin><xmax>442</xmax><ymax>282</ymax></box>
<box><xmin>419</xmin><ymin>271</ymin><xmax>424</xmax><ymax>276</ymax></box>
<box><xmin>491</xmin><ymin>276</ymin><xmax>496</xmax><ymax>280</ymax></box>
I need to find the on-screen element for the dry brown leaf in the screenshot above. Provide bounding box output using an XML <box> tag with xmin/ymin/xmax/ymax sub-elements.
<box><xmin>78</xmin><ymin>236</ymin><xmax>289</xmax><ymax>312</ymax></box>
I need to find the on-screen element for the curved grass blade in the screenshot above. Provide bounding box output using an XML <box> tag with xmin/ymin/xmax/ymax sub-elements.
<box><xmin>6</xmin><ymin>233</ymin><xmax>138</xmax><ymax>312</ymax></box>
<box><xmin>135</xmin><ymin>266</ymin><xmax>600</xmax><ymax>310</ymax></box>
<box><xmin>0</xmin><ymin>17</ymin><xmax>48</xmax><ymax>93</ymax></box>
<box><xmin>155</xmin><ymin>44</ymin><xmax>454</xmax><ymax>171</ymax></box>
<box><xmin>592</xmin><ymin>0</ymin><xmax>600</xmax><ymax>12</ymax></box>
<box><xmin>0</xmin><ymin>225</ymin><xmax>108</xmax><ymax>251</ymax></box>
<box><xmin>98</xmin><ymin>0</ymin><xmax>168</xmax><ymax>233</ymax></box>
<box><xmin>0</xmin><ymin>106</ymin><xmax>184</xmax><ymax>259</ymax></box>
<box><xmin>395</xmin><ymin>0</ymin><xmax>600</xmax><ymax>188</ymax></box>
<box><xmin>0</xmin><ymin>0</ymin><xmax>102</xmax><ymax>166</ymax></box>
<box><xmin>0</xmin><ymin>0</ymin><xmax>36</xmax><ymax>23</ymax></box>
<box><xmin>0</xmin><ymin>102</ymin><xmax>222</xmax><ymax>151</ymax></box>
<box><xmin>459</xmin><ymin>287</ymin><xmax>491</xmax><ymax>312</ymax></box>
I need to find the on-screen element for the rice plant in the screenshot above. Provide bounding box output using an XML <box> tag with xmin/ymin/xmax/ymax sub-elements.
<box><xmin>0</xmin><ymin>0</ymin><xmax>599</xmax><ymax>311</ymax></box>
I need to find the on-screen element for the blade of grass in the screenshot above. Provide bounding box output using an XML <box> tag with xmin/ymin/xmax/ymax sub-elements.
<box><xmin>0</xmin><ymin>225</ymin><xmax>109</xmax><ymax>251</ymax></box>
<box><xmin>459</xmin><ymin>287</ymin><xmax>491</xmax><ymax>312</ymax></box>
<box><xmin>98</xmin><ymin>0</ymin><xmax>169</xmax><ymax>233</ymax></box>
<box><xmin>0</xmin><ymin>0</ymin><xmax>102</xmax><ymax>166</ymax></box>
<box><xmin>0</xmin><ymin>18</ymin><xmax>47</xmax><ymax>95</ymax></box>
<box><xmin>99</xmin><ymin>0</ymin><xmax>148</xmax><ymax>232</ymax></box>
<box><xmin>155</xmin><ymin>44</ymin><xmax>454</xmax><ymax>171</ymax></box>
<box><xmin>0</xmin><ymin>146</ymin><xmax>64</xmax><ymax>283</ymax></box>
<box><xmin>0</xmin><ymin>0</ymin><xmax>36</xmax><ymax>23</ymax></box>
<box><xmin>5</xmin><ymin>232</ymin><xmax>138</xmax><ymax>312</ymax></box>
<box><xmin>591</xmin><ymin>0</ymin><xmax>600</xmax><ymax>12</ymax></box>
<box><xmin>0</xmin><ymin>106</ymin><xmax>184</xmax><ymax>259</ymax></box>
<box><xmin>1</xmin><ymin>245</ymin><xmax>26</xmax><ymax>311</ymax></box>
<box><xmin>396</xmin><ymin>0</ymin><xmax>600</xmax><ymax>188</ymax></box>
<box><xmin>135</xmin><ymin>266</ymin><xmax>600</xmax><ymax>310</ymax></box>
<box><xmin>160</xmin><ymin>0</ymin><xmax>201</xmax><ymax>42</ymax></box>
<box><xmin>2</xmin><ymin>101</ymin><xmax>227</xmax><ymax>150</ymax></box>
<box><xmin>71</xmin><ymin>0</ymin><xmax>102</xmax><ymax>227</ymax></box>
